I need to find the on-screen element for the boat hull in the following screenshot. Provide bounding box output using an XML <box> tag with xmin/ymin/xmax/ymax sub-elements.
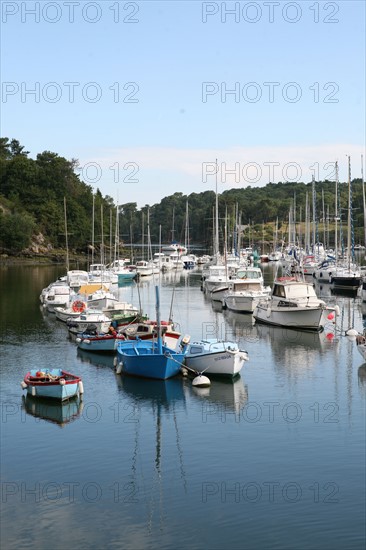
<box><xmin>184</xmin><ymin>341</ymin><xmax>248</xmax><ymax>377</ymax></box>
<box><xmin>116</xmin><ymin>341</ymin><xmax>184</xmax><ymax>380</ymax></box>
<box><xmin>77</xmin><ymin>334</ymin><xmax>124</xmax><ymax>352</ymax></box>
<box><xmin>253</xmin><ymin>303</ymin><xmax>329</xmax><ymax>331</ymax></box>
<box><xmin>331</xmin><ymin>275</ymin><xmax>362</xmax><ymax>290</ymax></box>
<box><xmin>117</xmin><ymin>272</ymin><xmax>136</xmax><ymax>284</ymax></box>
<box><xmin>224</xmin><ymin>293</ymin><xmax>266</xmax><ymax>313</ymax></box>
<box><xmin>185</xmin><ymin>351</ymin><xmax>245</xmax><ymax>377</ymax></box>
<box><xmin>23</xmin><ymin>369</ymin><xmax>82</xmax><ymax>401</ymax></box>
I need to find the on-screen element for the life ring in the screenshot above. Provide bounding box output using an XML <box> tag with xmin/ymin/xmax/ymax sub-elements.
<box><xmin>72</xmin><ymin>300</ymin><xmax>86</xmax><ymax>313</ymax></box>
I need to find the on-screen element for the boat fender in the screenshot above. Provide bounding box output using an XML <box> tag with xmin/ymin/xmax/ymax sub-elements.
<box><xmin>116</xmin><ymin>362</ymin><xmax>123</xmax><ymax>374</ymax></box>
<box><xmin>21</xmin><ymin>381</ymin><xmax>28</xmax><ymax>389</ymax></box>
<box><xmin>334</xmin><ymin>305</ymin><xmax>340</xmax><ymax>316</ymax></box>
<box><xmin>59</xmin><ymin>378</ymin><xmax>66</xmax><ymax>385</ymax></box>
<box><xmin>75</xmin><ymin>337</ymin><xmax>81</xmax><ymax>343</ymax></box>
<box><xmin>83</xmin><ymin>339</ymin><xmax>91</xmax><ymax>344</ymax></box>
<box><xmin>181</xmin><ymin>367</ymin><xmax>189</xmax><ymax>377</ymax></box>
<box><xmin>78</xmin><ymin>381</ymin><xmax>84</xmax><ymax>394</ymax></box>
<box><xmin>113</xmin><ymin>356</ymin><xmax>117</xmax><ymax>367</ymax></box>
<box><xmin>31</xmin><ymin>386</ymin><xmax>36</xmax><ymax>396</ymax></box>
<box><xmin>266</xmin><ymin>306</ymin><xmax>271</xmax><ymax>318</ymax></box>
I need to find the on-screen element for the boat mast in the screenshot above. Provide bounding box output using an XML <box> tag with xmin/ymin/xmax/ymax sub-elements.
<box><xmin>185</xmin><ymin>200</ymin><xmax>189</xmax><ymax>252</ymax></box>
<box><xmin>335</xmin><ymin>161</ymin><xmax>338</xmax><ymax>261</ymax></box>
<box><xmin>346</xmin><ymin>155</ymin><xmax>352</xmax><ymax>269</ymax></box>
<box><xmin>91</xmin><ymin>194</ymin><xmax>95</xmax><ymax>266</ymax></box>
<box><xmin>141</xmin><ymin>210</ymin><xmax>145</xmax><ymax>261</ymax></box>
<box><xmin>312</xmin><ymin>175</ymin><xmax>316</xmax><ymax>250</ymax></box>
<box><xmin>322</xmin><ymin>189</ymin><xmax>326</xmax><ymax>251</ymax></box>
<box><xmin>109</xmin><ymin>209</ymin><xmax>113</xmax><ymax>265</ymax></box>
<box><xmin>293</xmin><ymin>192</ymin><xmax>296</xmax><ymax>247</ymax></box>
<box><xmin>362</xmin><ymin>154</ymin><xmax>366</xmax><ymax>248</ymax></box>
<box><xmin>64</xmin><ymin>196</ymin><xmax>69</xmax><ymax>272</ymax></box>
<box><xmin>215</xmin><ymin>159</ymin><xmax>219</xmax><ymax>259</ymax></box>
<box><xmin>114</xmin><ymin>203</ymin><xmax>119</xmax><ymax>264</ymax></box>
<box><xmin>100</xmin><ymin>204</ymin><xmax>104</xmax><ymax>266</ymax></box>
<box><xmin>171</xmin><ymin>206</ymin><xmax>175</xmax><ymax>242</ymax></box>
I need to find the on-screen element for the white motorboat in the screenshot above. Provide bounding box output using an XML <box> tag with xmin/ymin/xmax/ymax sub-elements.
<box><xmin>66</xmin><ymin>270</ymin><xmax>89</xmax><ymax>289</ymax></box>
<box><xmin>182</xmin><ymin>339</ymin><xmax>249</xmax><ymax>377</ymax></box>
<box><xmin>85</xmin><ymin>288</ymin><xmax>119</xmax><ymax>310</ymax></box>
<box><xmin>224</xmin><ymin>277</ymin><xmax>271</xmax><ymax>313</ymax></box>
<box><xmin>43</xmin><ymin>284</ymin><xmax>75</xmax><ymax>312</ymax></box>
<box><xmin>210</xmin><ymin>266</ymin><xmax>267</xmax><ymax>306</ymax></box>
<box><xmin>202</xmin><ymin>266</ymin><xmax>228</xmax><ymax>293</ymax></box>
<box><xmin>135</xmin><ymin>260</ymin><xmax>154</xmax><ymax>276</ymax></box>
<box><xmin>153</xmin><ymin>253</ymin><xmax>173</xmax><ymax>271</ymax></box>
<box><xmin>253</xmin><ymin>277</ymin><xmax>339</xmax><ymax>331</ymax></box>
<box><xmin>67</xmin><ymin>310</ymin><xmax>111</xmax><ymax>335</ymax></box>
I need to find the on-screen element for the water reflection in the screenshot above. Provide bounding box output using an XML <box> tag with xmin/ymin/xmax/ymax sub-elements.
<box><xmin>77</xmin><ymin>348</ymin><xmax>116</xmax><ymax>369</ymax></box>
<box><xmin>190</xmin><ymin>375</ymin><xmax>248</xmax><ymax>414</ymax></box>
<box><xmin>116</xmin><ymin>375</ymin><xmax>186</xmax><ymax>409</ymax></box>
<box><xmin>21</xmin><ymin>395</ymin><xmax>83</xmax><ymax>427</ymax></box>
<box><xmin>114</xmin><ymin>374</ymin><xmax>188</xmax><ymax>533</ymax></box>
<box><xmin>224</xmin><ymin>309</ymin><xmax>257</xmax><ymax>341</ymax></box>
<box><xmin>358</xmin><ymin>365</ymin><xmax>366</xmax><ymax>388</ymax></box>
<box><xmin>258</xmin><ymin>323</ymin><xmax>338</xmax><ymax>374</ymax></box>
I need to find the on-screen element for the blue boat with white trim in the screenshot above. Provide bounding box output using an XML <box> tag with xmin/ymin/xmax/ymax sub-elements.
<box><xmin>22</xmin><ymin>369</ymin><xmax>83</xmax><ymax>401</ymax></box>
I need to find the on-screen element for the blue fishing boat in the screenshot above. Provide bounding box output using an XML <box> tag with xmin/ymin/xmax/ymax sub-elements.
<box><xmin>116</xmin><ymin>287</ymin><xmax>186</xmax><ymax>380</ymax></box>
<box><xmin>22</xmin><ymin>369</ymin><xmax>83</xmax><ymax>401</ymax></box>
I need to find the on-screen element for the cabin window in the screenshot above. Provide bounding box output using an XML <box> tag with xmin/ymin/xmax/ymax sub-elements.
<box><xmin>189</xmin><ymin>346</ymin><xmax>203</xmax><ymax>354</ymax></box>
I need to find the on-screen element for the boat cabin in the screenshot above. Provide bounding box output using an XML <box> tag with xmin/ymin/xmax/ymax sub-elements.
<box><xmin>272</xmin><ymin>281</ymin><xmax>318</xmax><ymax>300</ymax></box>
<box><xmin>229</xmin><ymin>281</ymin><xmax>263</xmax><ymax>293</ymax></box>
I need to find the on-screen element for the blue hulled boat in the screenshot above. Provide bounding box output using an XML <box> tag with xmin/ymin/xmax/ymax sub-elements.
<box><xmin>116</xmin><ymin>287</ymin><xmax>185</xmax><ymax>380</ymax></box>
<box><xmin>22</xmin><ymin>369</ymin><xmax>83</xmax><ymax>401</ymax></box>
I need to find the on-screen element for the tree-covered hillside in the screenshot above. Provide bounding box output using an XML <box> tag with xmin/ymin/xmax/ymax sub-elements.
<box><xmin>0</xmin><ymin>138</ymin><xmax>364</xmax><ymax>256</ymax></box>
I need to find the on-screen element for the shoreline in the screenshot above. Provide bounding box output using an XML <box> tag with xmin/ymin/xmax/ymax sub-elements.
<box><xmin>0</xmin><ymin>253</ymin><xmax>87</xmax><ymax>267</ymax></box>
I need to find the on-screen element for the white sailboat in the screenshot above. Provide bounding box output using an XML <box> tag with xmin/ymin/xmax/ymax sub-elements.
<box><xmin>331</xmin><ymin>157</ymin><xmax>362</xmax><ymax>292</ymax></box>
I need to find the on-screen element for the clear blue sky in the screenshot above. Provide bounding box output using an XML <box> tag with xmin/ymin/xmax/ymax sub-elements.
<box><xmin>1</xmin><ymin>0</ymin><xmax>365</xmax><ymax>206</ymax></box>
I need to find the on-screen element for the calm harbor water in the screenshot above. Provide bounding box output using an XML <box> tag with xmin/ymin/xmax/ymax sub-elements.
<box><xmin>1</xmin><ymin>264</ymin><xmax>365</xmax><ymax>550</ymax></box>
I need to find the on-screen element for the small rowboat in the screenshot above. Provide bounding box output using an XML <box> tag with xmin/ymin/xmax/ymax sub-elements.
<box><xmin>21</xmin><ymin>369</ymin><xmax>83</xmax><ymax>401</ymax></box>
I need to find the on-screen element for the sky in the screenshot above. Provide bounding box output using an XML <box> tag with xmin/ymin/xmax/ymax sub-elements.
<box><xmin>1</xmin><ymin>0</ymin><xmax>365</xmax><ymax>207</ymax></box>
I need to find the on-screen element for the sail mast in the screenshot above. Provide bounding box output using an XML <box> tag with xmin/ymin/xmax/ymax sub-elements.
<box><xmin>64</xmin><ymin>196</ymin><xmax>69</xmax><ymax>272</ymax></box>
<box><xmin>91</xmin><ymin>194</ymin><xmax>95</xmax><ymax>266</ymax></box>
<box><xmin>346</xmin><ymin>156</ymin><xmax>352</xmax><ymax>269</ymax></box>
<box><xmin>362</xmin><ymin>154</ymin><xmax>366</xmax><ymax>248</ymax></box>
<box><xmin>312</xmin><ymin>175</ymin><xmax>316</xmax><ymax>250</ymax></box>
<box><xmin>215</xmin><ymin>159</ymin><xmax>219</xmax><ymax>259</ymax></box>
<box><xmin>335</xmin><ymin>161</ymin><xmax>338</xmax><ymax>261</ymax></box>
